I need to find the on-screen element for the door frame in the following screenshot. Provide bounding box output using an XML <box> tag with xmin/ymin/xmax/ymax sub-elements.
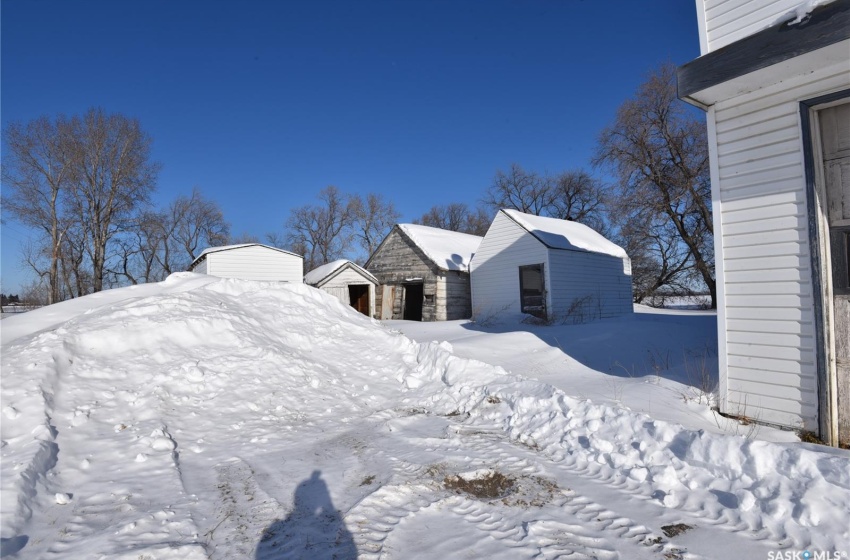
<box><xmin>801</xmin><ymin>88</ymin><xmax>850</xmax><ymax>446</ymax></box>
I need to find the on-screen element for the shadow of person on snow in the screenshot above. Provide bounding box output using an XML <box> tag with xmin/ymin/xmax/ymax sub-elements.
<box><xmin>255</xmin><ymin>470</ymin><xmax>357</xmax><ymax>560</ymax></box>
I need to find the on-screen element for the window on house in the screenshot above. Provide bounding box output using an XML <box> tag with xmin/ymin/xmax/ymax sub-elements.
<box><xmin>519</xmin><ymin>264</ymin><xmax>545</xmax><ymax>318</ymax></box>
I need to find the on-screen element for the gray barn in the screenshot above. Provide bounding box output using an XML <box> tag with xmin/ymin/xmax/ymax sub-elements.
<box><xmin>365</xmin><ymin>224</ymin><xmax>482</xmax><ymax>321</ymax></box>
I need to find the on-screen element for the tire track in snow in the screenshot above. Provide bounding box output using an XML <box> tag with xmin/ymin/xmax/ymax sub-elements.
<box><xmin>342</xmin><ymin>410</ymin><xmax>667</xmax><ymax>559</ymax></box>
<box><xmin>342</xmin><ymin>408</ymin><xmax>777</xmax><ymax>559</ymax></box>
<box><xmin>204</xmin><ymin>457</ymin><xmax>287</xmax><ymax>560</ymax></box>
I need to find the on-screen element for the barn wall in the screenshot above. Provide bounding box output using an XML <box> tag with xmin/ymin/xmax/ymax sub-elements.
<box><xmin>548</xmin><ymin>250</ymin><xmax>633</xmax><ymax>322</ymax></box>
<box><xmin>698</xmin><ymin>0</ymin><xmax>804</xmax><ymax>53</ymax></box>
<box><xmin>470</xmin><ymin>213</ymin><xmax>551</xmax><ymax>319</ymax></box>
<box><xmin>208</xmin><ymin>246</ymin><xmax>303</xmax><ymax>283</ymax></box>
<box><xmin>368</xmin><ymin>228</ymin><xmax>442</xmax><ymax>321</ymax></box>
<box><xmin>710</xmin><ymin>58</ymin><xmax>849</xmax><ymax>430</ymax></box>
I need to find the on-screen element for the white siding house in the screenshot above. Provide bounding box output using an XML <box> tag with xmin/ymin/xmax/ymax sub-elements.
<box><xmin>470</xmin><ymin>210</ymin><xmax>633</xmax><ymax>323</ymax></box>
<box><xmin>188</xmin><ymin>244</ymin><xmax>304</xmax><ymax>283</ymax></box>
<box><xmin>678</xmin><ymin>0</ymin><xmax>850</xmax><ymax>445</ymax></box>
<box><xmin>304</xmin><ymin>260</ymin><xmax>378</xmax><ymax>317</ymax></box>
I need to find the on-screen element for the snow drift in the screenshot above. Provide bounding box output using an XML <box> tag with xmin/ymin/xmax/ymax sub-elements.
<box><xmin>1</xmin><ymin>273</ymin><xmax>848</xmax><ymax>558</ymax></box>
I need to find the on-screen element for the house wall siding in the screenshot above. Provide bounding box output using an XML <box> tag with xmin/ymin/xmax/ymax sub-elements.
<box><xmin>206</xmin><ymin>246</ymin><xmax>303</xmax><ymax>283</ymax></box>
<box><xmin>700</xmin><ymin>0</ymin><xmax>804</xmax><ymax>52</ymax></box>
<box><xmin>710</xmin><ymin>59</ymin><xmax>850</xmax><ymax>430</ymax></box>
<box><xmin>470</xmin><ymin>214</ymin><xmax>550</xmax><ymax>319</ymax></box>
<box><xmin>547</xmin><ymin>251</ymin><xmax>633</xmax><ymax>321</ymax></box>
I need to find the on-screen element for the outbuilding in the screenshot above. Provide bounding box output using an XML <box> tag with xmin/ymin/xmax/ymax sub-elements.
<box><xmin>304</xmin><ymin>259</ymin><xmax>378</xmax><ymax>317</ymax></box>
<box><xmin>470</xmin><ymin>209</ymin><xmax>632</xmax><ymax>323</ymax></box>
<box><xmin>188</xmin><ymin>243</ymin><xmax>304</xmax><ymax>283</ymax></box>
<box><xmin>366</xmin><ymin>224</ymin><xmax>482</xmax><ymax>321</ymax></box>
<box><xmin>677</xmin><ymin>0</ymin><xmax>850</xmax><ymax>445</ymax></box>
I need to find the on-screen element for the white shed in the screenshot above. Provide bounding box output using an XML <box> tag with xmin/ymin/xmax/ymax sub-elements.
<box><xmin>470</xmin><ymin>209</ymin><xmax>632</xmax><ymax>323</ymax></box>
<box><xmin>188</xmin><ymin>243</ymin><xmax>304</xmax><ymax>283</ymax></box>
<box><xmin>678</xmin><ymin>0</ymin><xmax>850</xmax><ymax>445</ymax></box>
<box><xmin>304</xmin><ymin>259</ymin><xmax>378</xmax><ymax>317</ymax></box>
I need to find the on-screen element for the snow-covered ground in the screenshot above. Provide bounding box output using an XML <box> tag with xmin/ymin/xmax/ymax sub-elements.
<box><xmin>2</xmin><ymin>274</ymin><xmax>848</xmax><ymax>559</ymax></box>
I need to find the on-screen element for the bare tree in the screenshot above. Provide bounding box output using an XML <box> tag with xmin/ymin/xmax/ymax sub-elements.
<box><xmin>413</xmin><ymin>203</ymin><xmax>492</xmax><ymax>236</ymax></box>
<box><xmin>108</xmin><ymin>189</ymin><xmax>230</xmax><ymax>283</ymax></box>
<box><xmin>286</xmin><ymin>186</ymin><xmax>357</xmax><ymax>270</ymax></box>
<box><xmin>2</xmin><ymin>115</ymin><xmax>75</xmax><ymax>303</ymax></box>
<box><xmin>65</xmin><ymin>108</ymin><xmax>160</xmax><ymax>292</ymax></box>
<box><xmin>483</xmin><ymin>163</ymin><xmax>552</xmax><ymax>216</ymax></box>
<box><xmin>595</xmin><ymin>64</ymin><xmax>715</xmax><ymax>307</ymax></box>
<box><xmin>167</xmin><ymin>188</ymin><xmax>230</xmax><ymax>268</ymax></box>
<box><xmin>548</xmin><ymin>170</ymin><xmax>608</xmax><ymax>233</ymax></box>
<box><xmin>351</xmin><ymin>193</ymin><xmax>400</xmax><ymax>259</ymax></box>
<box><xmin>483</xmin><ymin>164</ymin><xmax>607</xmax><ymax>233</ymax></box>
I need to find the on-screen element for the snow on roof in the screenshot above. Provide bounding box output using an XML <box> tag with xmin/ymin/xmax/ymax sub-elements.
<box><xmin>304</xmin><ymin>259</ymin><xmax>377</xmax><ymax>286</ymax></box>
<box><xmin>191</xmin><ymin>243</ymin><xmax>301</xmax><ymax>267</ymax></box>
<box><xmin>502</xmin><ymin>209</ymin><xmax>628</xmax><ymax>259</ymax></box>
<box><xmin>397</xmin><ymin>224</ymin><xmax>483</xmax><ymax>271</ymax></box>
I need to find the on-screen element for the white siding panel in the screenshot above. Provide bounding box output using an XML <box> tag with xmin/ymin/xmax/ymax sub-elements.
<box><xmin>470</xmin><ymin>213</ymin><xmax>549</xmax><ymax>318</ymax></box>
<box><xmin>192</xmin><ymin>259</ymin><xmax>208</xmax><ymax>275</ymax></box>
<box><xmin>722</xmin><ymin>228</ymin><xmax>807</xmax><ymax>249</ymax></box>
<box><xmin>724</xmin><ymin>278</ymin><xmax>810</xmax><ymax>295</ymax></box>
<box><xmin>711</xmin><ymin>60</ymin><xmax>850</xmax><ymax>432</ymax></box>
<box><xmin>208</xmin><ymin>246</ymin><xmax>303</xmax><ymax>283</ymax></box>
<box><xmin>548</xmin><ymin>250</ymin><xmax>633</xmax><ymax>320</ymax></box>
<box><xmin>702</xmin><ymin>0</ymin><xmax>820</xmax><ymax>52</ymax></box>
<box><xmin>727</xmin><ymin>318</ymin><xmax>814</xmax><ymax>335</ymax></box>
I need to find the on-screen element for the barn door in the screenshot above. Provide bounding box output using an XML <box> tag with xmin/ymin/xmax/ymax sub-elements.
<box><xmin>819</xmin><ymin>102</ymin><xmax>850</xmax><ymax>447</ymax></box>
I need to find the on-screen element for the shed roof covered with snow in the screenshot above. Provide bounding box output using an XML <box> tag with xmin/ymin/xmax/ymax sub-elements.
<box><xmin>501</xmin><ymin>209</ymin><xmax>627</xmax><ymax>259</ymax></box>
<box><xmin>304</xmin><ymin>259</ymin><xmax>378</xmax><ymax>287</ymax></box>
<box><xmin>395</xmin><ymin>224</ymin><xmax>482</xmax><ymax>272</ymax></box>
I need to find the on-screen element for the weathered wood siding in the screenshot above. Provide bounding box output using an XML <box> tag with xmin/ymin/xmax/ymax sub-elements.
<box><xmin>444</xmin><ymin>271</ymin><xmax>473</xmax><ymax>320</ymax></box>
<box><xmin>710</xmin><ymin>58</ymin><xmax>850</xmax><ymax>430</ymax></box>
<box><xmin>205</xmin><ymin>246</ymin><xmax>303</xmax><ymax>283</ymax></box>
<box><xmin>316</xmin><ymin>267</ymin><xmax>376</xmax><ymax>317</ymax></box>
<box><xmin>367</xmin><ymin>227</ymin><xmax>471</xmax><ymax>321</ymax></box>
<box><xmin>698</xmin><ymin>0</ymin><xmax>805</xmax><ymax>53</ymax></box>
<box><xmin>470</xmin><ymin>213</ymin><xmax>550</xmax><ymax>319</ymax></box>
<box><xmin>548</xmin><ymin>250</ymin><xmax>633</xmax><ymax>321</ymax></box>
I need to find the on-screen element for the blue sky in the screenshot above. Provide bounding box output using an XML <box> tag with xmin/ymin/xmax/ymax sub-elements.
<box><xmin>1</xmin><ymin>0</ymin><xmax>701</xmax><ymax>293</ymax></box>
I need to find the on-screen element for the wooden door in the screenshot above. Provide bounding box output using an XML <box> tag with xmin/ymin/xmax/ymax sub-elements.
<box><xmin>820</xmin><ymin>102</ymin><xmax>850</xmax><ymax>447</ymax></box>
<box><xmin>348</xmin><ymin>284</ymin><xmax>370</xmax><ymax>316</ymax></box>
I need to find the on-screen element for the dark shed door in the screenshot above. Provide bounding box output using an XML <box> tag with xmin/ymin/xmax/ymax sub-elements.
<box><xmin>519</xmin><ymin>264</ymin><xmax>546</xmax><ymax>318</ymax></box>
<box><xmin>348</xmin><ymin>284</ymin><xmax>370</xmax><ymax>316</ymax></box>
<box><xmin>403</xmin><ymin>283</ymin><xmax>424</xmax><ymax>321</ymax></box>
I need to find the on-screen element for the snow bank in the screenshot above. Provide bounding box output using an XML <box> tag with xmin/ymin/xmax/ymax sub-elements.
<box><xmin>2</xmin><ymin>274</ymin><xmax>848</xmax><ymax>557</ymax></box>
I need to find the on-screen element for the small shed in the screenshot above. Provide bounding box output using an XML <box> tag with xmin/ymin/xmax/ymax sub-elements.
<box><xmin>677</xmin><ymin>0</ymin><xmax>850</xmax><ymax>445</ymax></box>
<box><xmin>470</xmin><ymin>209</ymin><xmax>632</xmax><ymax>323</ymax></box>
<box><xmin>366</xmin><ymin>224</ymin><xmax>482</xmax><ymax>321</ymax></box>
<box><xmin>188</xmin><ymin>243</ymin><xmax>304</xmax><ymax>283</ymax></box>
<box><xmin>304</xmin><ymin>259</ymin><xmax>378</xmax><ymax>317</ymax></box>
